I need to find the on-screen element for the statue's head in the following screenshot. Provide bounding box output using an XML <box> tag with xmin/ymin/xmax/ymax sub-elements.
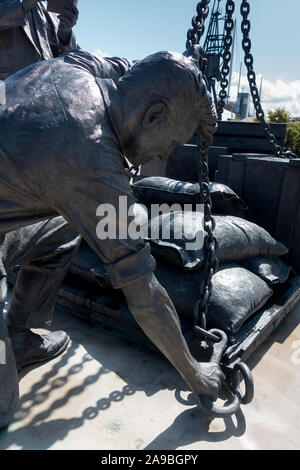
<box><xmin>118</xmin><ymin>51</ymin><xmax>217</xmax><ymax>165</ymax></box>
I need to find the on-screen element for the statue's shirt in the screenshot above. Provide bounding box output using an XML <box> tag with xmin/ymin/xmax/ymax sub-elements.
<box><xmin>0</xmin><ymin>0</ymin><xmax>77</xmax><ymax>79</ymax></box>
<box><xmin>0</xmin><ymin>53</ymin><xmax>155</xmax><ymax>288</ymax></box>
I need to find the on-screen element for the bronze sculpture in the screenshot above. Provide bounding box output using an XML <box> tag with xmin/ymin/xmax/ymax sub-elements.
<box><xmin>0</xmin><ymin>49</ymin><xmax>222</xmax><ymax>429</ymax></box>
<box><xmin>0</xmin><ymin>0</ymin><xmax>78</xmax><ymax>79</ymax></box>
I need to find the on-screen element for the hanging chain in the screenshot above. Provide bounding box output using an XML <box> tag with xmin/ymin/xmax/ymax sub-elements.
<box><xmin>191</xmin><ymin>0</ymin><xmax>297</xmax><ymax>345</ymax></box>
<box><xmin>217</xmin><ymin>0</ymin><xmax>235</xmax><ymax>121</ymax></box>
<box><xmin>240</xmin><ymin>0</ymin><xmax>298</xmax><ymax>159</ymax></box>
<box><xmin>193</xmin><ymin>137</ymin><xmax>219</xmax><ymax>343</ymax></box>
<box><xmin>186</xmin><ymin>0</ymin><xmax>211</xmax><ymax>50</ymax></box>
<box><xmin>185</xmin><ymin>1</ymin><xmax>220</xmax><ymax>344</ymax></box>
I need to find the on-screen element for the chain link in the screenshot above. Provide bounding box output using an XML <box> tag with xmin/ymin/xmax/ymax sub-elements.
<box><xmin>217</xmin><ymin>0</ymin><xmax>235</xmax><ymax>121</ymax></box>
<box><xmin>186</xmin><ymin>1</ymin><xmax>220</xmax><ymax>344</ymax></box>
<box><xmin>187</xmin><ymin>0</ymin><xmax>297</xmax><ymax>352</ymax></box>
<box><xmin>240</xmin><ymin>0</ymin><xmax>298</xmax><ymax>159</ymax></box>
<box><xmin>186</xmin><ymin>0</ymin><xmax>211</xmax><ymax>50</ymax></box>
<box><xmin>193</xmin><ymin>136</ymin><xmax>219</xmax><ymax>342</ymax></box>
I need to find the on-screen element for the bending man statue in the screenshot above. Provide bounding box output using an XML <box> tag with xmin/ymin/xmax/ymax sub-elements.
<box><xmin>0</xmin><ymin>49</ymin><xmax>223</xmax><ymax>428</ymax></box>
<box><xmin>0</xmin><ymin>0</ymin><xmax>78</xmax><ymax>79</ymax></box>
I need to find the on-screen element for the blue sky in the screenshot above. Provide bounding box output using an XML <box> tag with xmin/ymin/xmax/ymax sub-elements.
<box><xmin>73</xmin><ymin>0</ymin><xmax>300</xmax><ymax>115</ymax></box>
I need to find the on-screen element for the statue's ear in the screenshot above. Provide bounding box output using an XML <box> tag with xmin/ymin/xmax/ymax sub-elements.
<box><xmin>143</xmin><ymin>103</ymin><xmax>168</xmax><ymax>129</ymax></box>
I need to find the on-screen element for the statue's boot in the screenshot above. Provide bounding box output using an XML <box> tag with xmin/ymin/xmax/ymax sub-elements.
<box><xmin>0</xmin><ymin>333</ymin><xmax>19</xmax><ymax>430</ymax></box>
<box><xmin>8</xmin><ymin>327</ymin><xmax>70</xmax><ymax>372</ymax></box>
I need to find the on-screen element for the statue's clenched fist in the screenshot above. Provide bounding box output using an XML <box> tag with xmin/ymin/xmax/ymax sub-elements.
<box><xmin>189</xmin><ymin>362</ymin><xmax>225</xmax><ymax>401</ymax></box>
<box><xmin>58</xmin><ymin>4</ymin><xmax>79</xmax><ymax>33</ymax></box>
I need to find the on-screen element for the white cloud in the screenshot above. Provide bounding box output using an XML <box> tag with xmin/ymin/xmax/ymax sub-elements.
<box><xmin>89</xmin><ymin>53</ymin><xmax>300</xmax><ymax>117</ymax></box>
<box><xmin>92</xmin><ymin>48</ymin><xmax>111</xmax><ymax>58</ymax></box>
<box><xmin>226</xmin><ymin>72</ymin><xmax>300</xmax><ymax>117</ymax></box>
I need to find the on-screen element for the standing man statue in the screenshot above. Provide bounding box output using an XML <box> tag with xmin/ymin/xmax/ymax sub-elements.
<box><xmin>0</xmin><ymin>0</ymin><xmax>78</xmax><ymax>79</ymax></box>
<box><xmin>0</xmin><ymin>49</ymin><xmax>222</xmax><ymax>429</ymax></box>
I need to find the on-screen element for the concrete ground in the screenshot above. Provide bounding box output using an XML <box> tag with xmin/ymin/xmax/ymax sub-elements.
<box><xmin>0</xmin><ymin>296</ymin><xmax>299</xmax><ymax>450</ymax></box>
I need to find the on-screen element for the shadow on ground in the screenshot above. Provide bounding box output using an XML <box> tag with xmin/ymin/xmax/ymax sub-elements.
<box><xmin>1</xmin><ymin>299</ymin><xmax>299</xmax><ymax>450</ymax></box>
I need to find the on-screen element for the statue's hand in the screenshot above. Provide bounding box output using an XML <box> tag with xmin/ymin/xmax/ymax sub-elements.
<box><xmin>188</xmin><ymin>362</ymin><xmax>224</xmax><ymax>402</ymax></box>
<box><xmin>22</xmin><ymin>0</ymin><xmax>44</xmax><ymax>12</ymax></box>
<box><xmin>58</xmin><ymin>3</ymin><xmax>79</xmax><ymax>33</ymax></box>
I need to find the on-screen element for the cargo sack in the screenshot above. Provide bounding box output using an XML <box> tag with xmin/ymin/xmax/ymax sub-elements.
<box><xmin>132</xmin><ymin>177</ymin><xmax>199</xmax><ymax>206</ymax></box>
<box><xmin>69</xmin><ymin>202</ymin><xmax>149</xmax><ymax>289</ymax></box>
<box><xmin>147</xmin><ymin>212</ymin><xmax>288</xmax><ymax>271</ymax></box>
<box><xmin>241</xmin><ymin>257</ymin><xmax>291</xmax><ymax>286</ymax></box>
<box><xmin>68</xmin><ymin>243</ymin><xmax>273</xmax><ymax>335</ymax></box>
<box><xmin>209</xmin><ymin>182</ymin><xmax>249</xmax><ymax>218</ymax></box>
<box><xmin>131</xmin><ymin>176</ymin><xmax>249</xmax><ymax>217</ymax></box>
<box><xmin>154</xmin><ymin>261</ymin><xmax>273</xmax><ymax>335</ymax></box>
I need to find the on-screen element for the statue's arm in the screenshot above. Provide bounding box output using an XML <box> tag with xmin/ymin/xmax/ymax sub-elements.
<box><xmin>56</xmin><ymin>2</ymin><xmax>79</xmax><ymax>52</ymax></box>
<box><xmin>49</xmin><ymin>120</ymin><xmax>222</xmax><ymax>400</ymax></box>
<box><xmin>102</xmin><ymin>57</ymin><xmax>133</xmax><ymax>80</ymax></box>
<box><xmin>58</xmin><ymin>31</ymin><xmax>79</xmax><ymax>53</ymax></box>
<box><xmin>122</xmin><ymin>272</ymin><xmax>223</xmax><ymax>399</ymax></box>
<box><xmin>0</xmin><ymin>1</ymin><xmax>26</xmax><ymax>31</ymax></box>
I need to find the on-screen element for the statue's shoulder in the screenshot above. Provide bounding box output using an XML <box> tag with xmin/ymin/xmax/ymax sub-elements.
<box><xmin>50</xmin><ymin>60</ymin><xmax>106</xmax><ymax>125</ymax></box>
<box><xmin>59</xmin><ymin>50</ymin><xmax>107</xmax><ymax>77</ymax></box>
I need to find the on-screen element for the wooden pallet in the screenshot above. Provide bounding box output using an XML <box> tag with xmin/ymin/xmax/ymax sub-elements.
<box><xmin>55</xmin><ymin>273</ymin><xmax>300</xmax><ymax>368</ymax></box>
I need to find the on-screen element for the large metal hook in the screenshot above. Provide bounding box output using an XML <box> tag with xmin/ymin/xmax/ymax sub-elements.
<box><xmin>198</xmin><ymin>329</ymin><xmax>254</xmax><ymax>418</ymax></box>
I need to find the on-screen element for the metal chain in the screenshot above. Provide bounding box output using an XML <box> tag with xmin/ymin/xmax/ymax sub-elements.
<box><xmin>191</xmin><ymin>0</ymin><xmax>296</xmax><ymax>346</ymax></box>
<box><xmin>217</xmin><ymin>0</ymin><xmax>235</xmax><ymax>121</ymax></box>
<box><xmin>186</xmin><ymin>0</ymin><xmax>211</xmax><ymax>50</ymax></box>
<box><xmin>186</xmin><ymin>1</ymin><xmax>220</xmax><ymax>344</ymax></box>
<box><xmin>193</xmin><ymin>138</ymin><xmax>219</xmax><ymax>343</ymax></box>
<box><xmin>240</xmin><ymin>0</ymin><xmax>298</xmax><ymax>159</ymax></box>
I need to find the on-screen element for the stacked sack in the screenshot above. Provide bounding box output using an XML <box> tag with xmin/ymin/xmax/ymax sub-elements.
<box><xmin>131</xmin><ymin>177</ymin><xmax>291</xmax><ymax>338</ymax></box>
<box><xmin>68</xmin><ymin>176</ymin><xmax>291</xmax><ymax>340</ymax></box>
